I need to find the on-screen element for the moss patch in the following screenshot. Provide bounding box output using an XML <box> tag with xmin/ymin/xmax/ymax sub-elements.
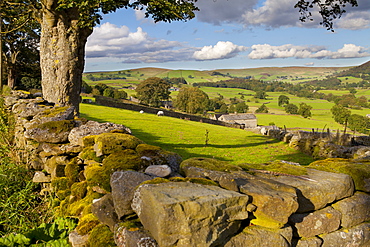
<box><xmin>65</xmin><ymin>190</ymin><xmax>102</xmax><ymax>217</ymax></box>
<box><xmin>87</xmin><ymin>224</ymin><xmax>116</xmax><ymax>247</ymax></box>
<box><xmin>79</xmin><ymin>146</ymin><xmax>103</xmax><ymax>163</ymax></box>
<box><xmin>140</xmin><ymin>177</ymin><xmax>219</xmax><ymax>187</ymax></box>
<box><xmin>41</xmin><ymin>106</ymin><xmax>69</xmax><ymax>118</ymax></box>
<box><xmin>180</xmin><ymin>157</ymin><xmax>243</xmax><ymax>174</ymax></box>
<box><xmin>82</xmin><ymin>135</ymin><xmax>96</xmax><ymax>147</ymax></box>
<box><xmin>250</xmin><ymin>211</ymin><xmax>285</xmax><ymax>229</ymax></box>
<box><xmin>308</xmin><ymin>158</ymin><xmax>370</xmax><ymax>191</ymax></box>
<box><xmin>76</xmin><ymin>213</ymin><xmax>100</xmax><ymax>236</ymax></box>
<box><xmin>51</xmin><ymin>177</ymin><xmax>69</xmax><ymax>191</ymax></box>
<box><xmin>70</xmin><ymin>181</ymin><xmax>88</xmax><ymax>200</ymax></box>
<box><xmin>85</xmin><ymin>164</ymin><xmax>111</xmax><ymax>193</ymax></box>
<box><xmin>102</xmin><ymin>150</ymin><xmax>144</xmax><ymax>175</ymax></box>
<box><xmin>65</xmin><ymin>158</ymin><xmax>80</xmax><ymax>187</ymax></box>
<box><xmin>240</xmin><ymin>160</ymin><xmax>308</xmax><ymax>176</ymax></box>
<box><xmin>94</xmin><ymin>133</ymin><xmax>144</xmax><ymax>156</ymax></box>
<box><xmin>136</xmin><ymin>143</ymin><xmax>162</xmax><ymax>156</ymax></box>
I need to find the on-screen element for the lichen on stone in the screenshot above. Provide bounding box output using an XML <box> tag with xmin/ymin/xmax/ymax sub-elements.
<box><xmin>240</xmin><ymin>160</ymin><xmax>308</xmax><ymax>176</ymax></box>
<box><xmin>37</xmin><ymin>119</ymin><xmax>75</xmax><ymax>134</ymax></box>
<box><xmin>41</xmin><ymin>106</ymin><xmax>69</xmax><ymax>118</ymax></box>
<box><xmin>308</xmin><ymin>158</ymin><xmax>370</xmax><ymax>191</ymax></box>
<box><xmin>180</xmin><ymin>157</ymin><xmax>243</xmax><ymax>174</ymax></box>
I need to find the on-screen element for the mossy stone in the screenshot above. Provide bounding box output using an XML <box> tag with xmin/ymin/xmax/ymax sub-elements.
<box><xmin>102</xmin><ymin>150</ymin><xmax>144</xmax><ymax>175</ymax></box>
<box><xmin>251</xmin><ymin>211</ymin><xmax>286</xmax><ymax>229</ymax></box>
<box><xmin>38</xmin><ymin>119</ymin><xmax>75</xmax><ymax>134</ymax></box>
<box><xmin>56</xmin><ymin>189</ymin><xmax>71</xmax><ymax>200</ymax></box>
<box><xmin>308</xmin><ymin>158</ymin><xmax>370</xmax><ymax>191</ymax></box>
<box><xmin>82</xmin><ymin>135</ymin><xmax>96</xmax><ymax>147</ymax></box>
<box><xmin>136</xmin><ymin>143</ymin><xmax>162</xmax><ymax>156</ymax></box>
<box><xmin>140</xmin><ymin>177</ymin><xmax>219</xmax><ymax>187</ymax></box>
<box><xmin>51</xmin><ymin>177</ymin><xmax>69</xmax><ymax>191</ymax></box>
<box><xmin>65</xmin><ymin>158</ymin><xmax>80</xmax><ymax>187</ymax></box>
<box><xmin>180</xmin><ymin>157</ymin><xmax>243</xmax><ymax>174</ymax></box>
<box><xmin>42</xmin><ymin>106</ymin><xmax>69</xmax><ymax>118</ymax></box>
<box><xmin>76</xmin><ymin>213</ymin><xmax>100</xmax><ymax>236</ymax></box>
<box><xmin>85</xmin><ymin>164</ymin><xmax>111</xmax><ymax>193</ymax></box>
<box><xmin>87</xmin><ymin>224</ymin><xmax>116</xmax><ymax>247</ymax></box>
<box><xmin>66</xmin><ymin>190</ymin><xmax>102</xmax><ymax>217</ymax></box>
<box><xmin>71</xmin><ymin>181</ymin><xmax>88</xmax><ymax>200</ymax></box>
<box><xmin>79</xmin><ymin>146</ymin><xmax>103</xmax><ymax>163</ymax></box>
<box><xmin>240</xmin><ymin>160</ymin><xmax>308</xmax><ymax>176</ymax></box>
<box><xmin>94</xmin><ymin>133</ymin><xmax>144</xmax><ymax>156</ymax></box>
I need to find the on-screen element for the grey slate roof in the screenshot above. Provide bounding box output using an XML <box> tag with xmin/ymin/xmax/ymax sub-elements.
<box><xmin>220</xmin><ymin>114</ymin><xmax>256</xmax><ymax>121</ymax></box>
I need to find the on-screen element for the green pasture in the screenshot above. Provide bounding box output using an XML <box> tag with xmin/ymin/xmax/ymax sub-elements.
<box><xmin>80</xmin><ymin>103</ymin><xmax>314</xmax><ymax>165</ymax></box>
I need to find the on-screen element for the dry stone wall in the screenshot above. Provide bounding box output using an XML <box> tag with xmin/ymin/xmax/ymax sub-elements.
<box><xmin>4</xmin><ymin>91</ymin><xmax>370</xmax><ymax>247</ymax></box>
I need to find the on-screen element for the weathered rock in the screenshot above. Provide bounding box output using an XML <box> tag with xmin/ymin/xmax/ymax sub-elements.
<box><xmin>111</xmin><ymin>171</ymin><xmax>154</xmax><ymax>218</ymax></box>
<box><xmin>44</xmin><ymin>156</ymin><xmax>68</xmax><ymax>178</ymax></box>
<box><xmin>183</xmin><ymin>166</ymin><xmax>298</xmax><ymax>229</ymax></box>
<box><xmin>91</xmin><ymin>194</ymin><xmax>119</xmax><ymax>232</ymax></box>
<box><xmin>94</xmin><ymin>133</ymin><xmax>144</xmax><ymax>157</ymax></box>
<box><xmin>224</xmin><ymin>225</ymin><xmax>293</xmax><ymax>247</ymax></box>
<box><xmin>69</xmin><ymin>230</ymin><xmax>89</xmax><ymax>247</ymax></box>
<box><xmin>68</xmin><ymin>121</ymin><xmax>132</xmax><ymax>146</ymax></box>
<box><xmin>115</xmin><ymin>225</ymin><xmax>158</xmax><ymax>247</ymax></box>
<box><xmin>332</xmin><ymin>192</ymin><xmax>370</xmax><ymax>228</ymax></box>
<box><xmin>131</xmin><ymin>182</ymin><xmax>249</xmax><ymax>247</ymax></box>
<box><xmin>33</xmin><ymin>171</ymin><xmax>51</xmax><ymax>183</ymax></box>
<box><xmin>257</xmin><ymin>168</ymin><xmax>354</xmax><ymax>213</ymax></box>
<box><xmin>136</xmin><ymin>144</ymin><xmax>182</xmax><ymax>174</ymax></box>
<box><xmin>145</xmin><ymin>165</ymin><xmax>172</xmax><ymax>177</ymax></box>
<box><xmin>24</xmin><ymin>120</ymin><xmax>76</xmax><ymax>143</ymax></box>
<box><xmin>294</xmin><ymin>237</ymin><xmax>323</xmax><ymax>247</ymax></box>
<box><xmin>308</xmin><ymin>158</ymin><xmax>370</xmax><ymax>192</ymax></box>
<box><xmin>320</xmin><ymin>222</ymin><xmax>370</xmax><ymax>247</ymax></box>
<box><xmin>289</xmin><ymin>206</ymin><xmax>341</xmax><ymax>238</ymax></box>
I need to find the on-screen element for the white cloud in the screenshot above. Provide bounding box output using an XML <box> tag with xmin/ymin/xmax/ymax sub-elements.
<box><xmin>248</xmin><ymin>44</ymin><xmax>370</xmax><ymax>60</ymax></box>
<box><xmin>86</xmin><ymin>22</ymin><xmax>194</xmax><ymax>63</ymax></box>
<box><xmin>336</xmin><ymin>12</ymin><xmax>370</xmax><ymax>30</ymax></box>
<box><xmin>193</xmin><ymin>41</ymin><xmax>248</xmax><ymax>60</ymax></box>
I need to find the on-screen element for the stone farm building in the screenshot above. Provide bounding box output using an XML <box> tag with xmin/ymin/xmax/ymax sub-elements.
<box><xmin>213</xmin><ymin>113</ymin><xmax>257</xmax><ymax>128</ymax></box>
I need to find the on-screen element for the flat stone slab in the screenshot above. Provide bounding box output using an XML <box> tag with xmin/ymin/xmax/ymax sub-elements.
<box><xmin>132</xmin><ymin>182</ymin><xmax>250</xmax><ymax>247</ymax></box>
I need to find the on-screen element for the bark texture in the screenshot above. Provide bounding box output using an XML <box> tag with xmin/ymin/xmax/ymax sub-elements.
<box><xmin>40</xmin><ymin>0</ymin><xmax>92</xmax><ymax>113</ymax></box>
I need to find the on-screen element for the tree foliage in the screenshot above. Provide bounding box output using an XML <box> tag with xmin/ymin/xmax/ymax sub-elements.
<box><xmin>298</xmin><ymin>103</ymin><xmax>312</xmax><ymax>118</ymax></box>
<box><xmin>235</xmin><ymin>102</ymin><xmax>249</xmax><ymax>113</ymax></box>
<box><xmin>294</xmin><ymin>0</ymin><xmax>358</xmax><ymax>31</ymax></box>
<box><xmin>278</xmin><ymin>95</ymin><xmax>290</xmax><ymax>106</ymax></box>
<box><xmin>285</xmin><ymin>103</ymin><xmax>299</xmax><ymax>115</ymax></box>
<box><xmin>174</xmin><ymin>87</ymin><xmax>210</xmax><ymax>114</ymax></box>
<box><xmin>347</xmin><ymin>114</ymin><xmax>370</xmax><ymax>134</ymax></box>
<box><xmin>255</xmin><ymin>104</ymin><xmax>269</xmax><ymax>113</ymax></box>
<box><xmin>331</xmin><ymin>104</ymin><xmax>351</xmax><ymax>124</ymax></box>
<box><xmin>135</xmin><ymin>77</ymin><xmax>171</xmax><ymax>107</ymax></box>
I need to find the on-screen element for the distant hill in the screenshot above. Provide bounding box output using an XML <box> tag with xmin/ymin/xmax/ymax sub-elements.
<box><xmin>338</xmin><ymin>60</ymin><xmax>370</xmax><ymax>77</ymax></box>
<box><xmin>84</xmin><ymin>66</ymin><xmax>351</xmax><ymax>85</ymax></box>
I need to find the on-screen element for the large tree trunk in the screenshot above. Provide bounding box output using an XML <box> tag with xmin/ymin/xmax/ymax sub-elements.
<box><xmin>40</xmin><ymin>0</ymin><xmax>92</xmax><ymax>113</ymax></box>
<box><xmin>7</xmin><ymin>65</ymin><xmax>16</xmax><ymax>89</ymax></box>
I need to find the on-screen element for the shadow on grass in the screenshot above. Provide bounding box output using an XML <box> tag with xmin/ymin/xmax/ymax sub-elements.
<box><xmin>80</xmin><ymin>111</ymin><xmax>314</xmax><ymax>165</ymax></box>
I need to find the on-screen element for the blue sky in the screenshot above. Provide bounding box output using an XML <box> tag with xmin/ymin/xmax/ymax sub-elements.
<box><xmin>85</xmin><ymin>0</ymin><xmax>370</xmax><ymax>72</ymax></box>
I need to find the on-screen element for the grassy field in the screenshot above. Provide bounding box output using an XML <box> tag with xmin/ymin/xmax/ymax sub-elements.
<box><xmin>80</xmin><ymin>103</ymin><xmax>314</xmax><ymax>165</ymax></box>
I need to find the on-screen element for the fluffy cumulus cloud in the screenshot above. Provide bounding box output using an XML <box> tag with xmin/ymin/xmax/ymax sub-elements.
<box><xmin>193</xmin><ymin>41</ymin><xmax>248</xmax><ymax>60</ymax></box>
<box><xmin>248</xmin><ymin>44</ymin><xmax>370</xmax><ymax>60</ymax></box>
<box><xmin>86</xmin><ymin>22</ymin><xmax>195</xmax><ymax>63</ymax></box>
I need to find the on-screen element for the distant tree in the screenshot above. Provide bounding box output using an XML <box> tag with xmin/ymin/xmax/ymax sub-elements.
<box><xmin>255</xmin><ymin>104</ymin><xmax>269</xmax><ymax>113</ymax></box>
<box><xmin>347</xmin><ymin>114</ymin><xmax>370</xmax><ymax>134</ymax></box>
<box><xmin>331</xmin><ymin>104</ymin><xmax>351</xmax><ymax>124</ymax></box>
<box><xmin>103</xmin><ymin>88</ymin><xmax>115</xmax><ymax>98</ymax></box>
<box><xmin>174</xmin><ymin>87</ymin><xmax>209</xmax><ymax>114</ymax></box>
<box><xmin>82</xmin><ymin>81</ymin><xmax>92</xmax><ymax>94</ymax></box>
<box><xmin>298</xmin><ymin>103</ymin><xmax>312</xmax><ymax>118</ymax></box>
<box><xmin>228</xmin><ymin>104</ymin><xmax>236</xmax><ymax>113</ymax></box>
<box><xmin>135</xmin><ymin>77</ymin><xmax>171</xmax><ymax>107</ymax></box>
<box><xmin>285</xmin><ymin>104</ymin><xmax>299</xmax><ymax>115</ymax></box>
<box><xmin>113</xmin><ymin>90</ymin><xmax>128</xmax><ymax>100</ymax></box>
<box><xmin>278</xmin><ymin>95</ymin><xmax>290</xmax><ymax>106</ymax></box>
<box><xmin>254</xmin><ymin>91</ymin><xmax>267</xmax><ymax>100</ymax></box>
<box><xmin>349</xmin><ymin>88</ymin><xmax>357</xmax><ymax>94</ymax></box>
<box><xmin>94</xmin><ymin>83</ymin><xmax>109</xmax><ymax>95</ymax></box>
<box><xmin>218</xmin><ymin>104</ymin><xmax>228</xmax><ymax>113</ymax></box>
<box><xmin>235</xmin><ymin>102</ymin><xmax>249</xmax><ymax>113</ymax></box>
